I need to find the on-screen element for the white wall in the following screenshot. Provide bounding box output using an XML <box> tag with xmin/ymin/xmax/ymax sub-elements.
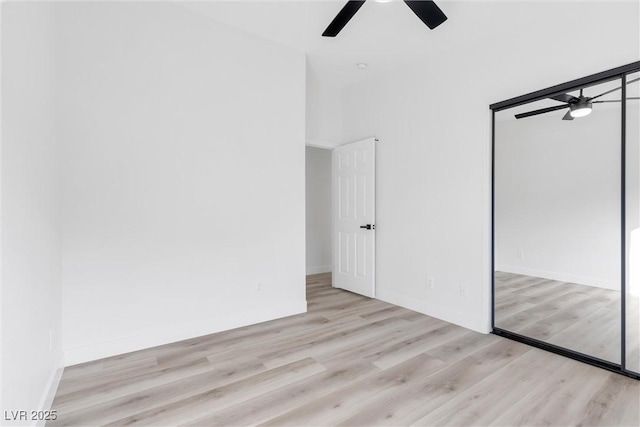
<box><xmin>56</xmin><ymin>3</ymin><xmax>306</xmax><ymax>365</ymax></box>
<box><xmin>306</xmin><ymin>146</ymin><xmax>332</xmax><ymax>275</ymax></box>
<box><xmin>341</xmin><ymin>1</ymin><xmax>639</xmax><ymax>333</ymax></box>
<box><xmin>495</xmin><ymin>102</ymin><xmax>623</xmax><ymax>290</ymax></box>
<box><xmin>1</xmin><ymin>2</ymin><xmax>63</xmax><ymax>423</ymax></box>
<box><xmin>306</xmin><ymin>67</ymin><xmax>342</xmax><ymax>148</ymax></box>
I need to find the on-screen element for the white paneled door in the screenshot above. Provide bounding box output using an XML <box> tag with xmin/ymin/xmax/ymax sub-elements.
<box><xmin>332</xmin><ymin>138</ymin><xmax>376</xmax><ymax>298</ymax></box>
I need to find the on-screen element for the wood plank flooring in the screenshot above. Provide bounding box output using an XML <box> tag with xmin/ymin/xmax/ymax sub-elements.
<box><xmin>50</xmin><ymin>273</ymin><xmax>640</xmax><ymax>426</ymax></box>
<box><xmin>495</xmin><ymin>271</ymin><xmax>640</xmax><ymax>369</ymax></box>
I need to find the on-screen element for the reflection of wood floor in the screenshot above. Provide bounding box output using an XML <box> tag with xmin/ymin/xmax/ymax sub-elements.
<box><xmin>51</xmin><ymin>273</ymin><xmax>639</xmax><ymax>426</ymax></box>
<box><xmin>495</xmin><ymin>271</ymin><xmax>640</xmax><ymax>370</ymax></box>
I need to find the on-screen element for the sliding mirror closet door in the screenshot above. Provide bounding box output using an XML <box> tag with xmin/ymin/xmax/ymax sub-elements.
<box><xmin>494</xmin><ymin>77</ymin><xmax>622</xmax><ymax>364</ymax></box>
<box><xmin>626</xmin><ymin>71</ymin><xmax>640</xmax><ymax>374</ymax></box>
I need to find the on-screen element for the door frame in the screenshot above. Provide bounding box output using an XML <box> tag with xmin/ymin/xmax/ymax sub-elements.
<box><xmin>303</xmin><ymin>137</ymin><xmax>378</xmax><ymax>296</ymax></box>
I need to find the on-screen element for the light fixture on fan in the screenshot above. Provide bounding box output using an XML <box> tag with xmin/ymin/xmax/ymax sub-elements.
<box><xmin>569</xmin><ymin>99</ymin><xmax>593</xmax><ymax>118</ymax></box>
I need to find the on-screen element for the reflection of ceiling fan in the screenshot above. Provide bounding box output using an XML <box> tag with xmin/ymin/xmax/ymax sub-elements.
<box><xmin>515</xmin><ymin>77</ymin><xmax>640</xmax><ymax>120</ymax></box>
<box><xmin>322</xmin><ymin>0</ymin><xmax>447</xmax><ymax>37</ymax></box>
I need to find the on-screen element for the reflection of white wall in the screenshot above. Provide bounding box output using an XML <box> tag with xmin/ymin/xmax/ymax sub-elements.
<box><xmin>306</xmin><ymin>147</ymin><xmax>332</xmax><ymax>275</ymax></box>
<box><xmin>627</xmin><ymin>79</ymin><xmax>640</xmax><ymax>298</ymax></box>
<box><xmin>631</xmin><ymin>231</ymin><xmax>640</xmax><ymax>297</ymax></box>
<box><xmin>494</xmin><ymin>102</ymin><xmax>634</xmax><ymax>290</ymax></box>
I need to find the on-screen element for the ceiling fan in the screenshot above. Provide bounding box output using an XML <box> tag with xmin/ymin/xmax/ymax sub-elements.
<box><xmin>322</xmin><ymin>0</ymin><xmax>447</xmax><ymax>37</ymax></box>
<box><xmin>515</xmin><ymin>77</ymin><xmax>640</xmax><ymax>121</ymax></box>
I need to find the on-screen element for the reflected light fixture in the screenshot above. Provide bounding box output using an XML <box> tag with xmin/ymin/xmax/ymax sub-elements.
<box><xmin>569</xmin><ymin>99</ymin><xmax>593</xmax><ymax>118</ymax></box>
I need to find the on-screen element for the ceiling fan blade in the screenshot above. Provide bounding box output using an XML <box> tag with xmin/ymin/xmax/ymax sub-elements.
<box><xmin>404</xmin><ymin>1</ymin><xmax>448</xmax><ymax>30</ymax></box>
<box><xmin>562</xmin><ymin>110</ymin><xmax>574</xmax><ymax>121</ymax></box>
<box><xmin>593</xmin><ymin>97</ymin><xmax>640</xmax><ymax>103</ymax></box>
<box><xmin>322</xmin><ymin>1</ymin><xmax>366</xmax><ymax>37</ymax></box>
<box><xmin>590</xmin><ymin>77</ymin><xmax>640</xmax><ymax>101</ymax></box>
<box><xmin>514</xmin><ymin>104</ymin><xmax>569</xmax><ymax>119</ymax></box>
<box><xmin>550</xmin><ymin>93</ymin><xmax>578</xmax><ymax>103</ymax></box>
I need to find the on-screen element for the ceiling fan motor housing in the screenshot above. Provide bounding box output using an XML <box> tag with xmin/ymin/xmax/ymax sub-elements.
<box><xmin>569</xmin><ymin>99</ymin><xmax>593</xmax><ymax>118</ymax></box>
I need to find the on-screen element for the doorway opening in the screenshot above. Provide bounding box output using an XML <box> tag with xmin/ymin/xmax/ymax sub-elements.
<box><xmin>305</xmin><ymin>146</ymin><xmax>333</xmax><ymax>277</ymax></box>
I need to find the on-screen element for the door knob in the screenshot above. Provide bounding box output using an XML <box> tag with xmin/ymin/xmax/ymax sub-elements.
<box><xmin>359</xmin><ymin>224</ymin><xmax>375</xmax><ymax>230</ymax></box>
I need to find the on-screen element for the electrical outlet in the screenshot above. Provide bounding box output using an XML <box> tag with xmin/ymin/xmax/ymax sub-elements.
<box><xmin>257</xmin><ymin>283</ymin><xmax>262</xmax><ymax>292</ymax></box>
<box><xmin>459</xmin><ymin>285</ymin><xmax>468</xmax><ymax>297</ymax></box>
<box><xmin>517</xmin><ymin>251</ymin><xmax>525</xmax><ymax>260</ymax></box>
<box><xmin>426</xmin><ymin>276</ymin><xmax>434</xmax><ymax>289</ymax></box>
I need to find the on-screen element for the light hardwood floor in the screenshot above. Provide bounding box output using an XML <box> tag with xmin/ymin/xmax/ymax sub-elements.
<box><xmin>495</xmin><ymin>271</ymin><xmax>640</xmax><ymax>370</ymax></box>
<box><xmin>50</xmin><ymin>273</ymin><xmax>639</xmax><ymax>426</ymax></box>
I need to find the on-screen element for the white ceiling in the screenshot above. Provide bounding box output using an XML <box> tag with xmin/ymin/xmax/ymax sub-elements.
<box><xmin>179</xmin><ymin>1</ymin><xmax>638</xmax><ymax>89</ymax></box>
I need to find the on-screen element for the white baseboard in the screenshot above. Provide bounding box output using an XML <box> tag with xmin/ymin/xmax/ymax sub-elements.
<box><xmin>35</xmin><ymin>354</ymin><xmax>64</xmax><ymax>426</ymax></box>
<box><xmin>63</xmin><ymin>300</ymin><xmax>307</xmax><ymax>366</ymax></box>
<box><xmin>376</xmin><ymin>289</ymin><xmax>490</xmax><ymax>334</ymax></box>
<box><xmin>495</xmin><ymin>264</ymin><xmax>618</xmax><ymax>291</ymax></box>
<box><xmin>306</xmin><ymin>265</ymin><xmax>331</xmax><ymax>275</ymax></box>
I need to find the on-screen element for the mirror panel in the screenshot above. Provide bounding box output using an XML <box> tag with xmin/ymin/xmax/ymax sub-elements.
<box><xmin>626</xmin><ymin>71</ymin><xmax>640</xmax><ymax>374</ymax></box>
<box><xmin>494</xmin><ymin>78</ymin><xmax>622</xmax><ymax>364</ymax></box>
